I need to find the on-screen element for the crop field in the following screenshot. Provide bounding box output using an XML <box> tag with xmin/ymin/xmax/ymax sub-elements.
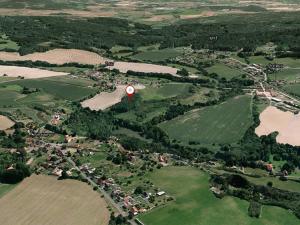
<box><xmin>0</xmin><ymin>115</ymin><xmax>15</xmax><ymax>130</ymax></box>
<box><xmin>4</xmin><ymin>77</ymin><xmax>97</xmax><ymax>101</ymax></box>
<box><xmin>130</xmin><ymin>48</ymin><xmax>183</xmax><ymax>62</ymax></box>
<box><xmin>159</xmin><ymin>95</ymin><xmax>253</xmax><ymax>144</ymax></box>
<box><xmin>0</xmin><ymin>175</ymin><xmax>109</xmax><ymax>225</ymax></box>
<box><xmin>0</xmin><ymin>65</ymin><xmax>68</xmax><ymax>79</ymax></box>
<box><xmin>206</xmin><ymin>63</ymin><xmax>244</xmax><ymax>80</ymax></box>
<box><xmin>269</xmin><ymin>68</ymin><xmax>300</xmax><ymax>81</ymax></box>
<box><xmin>0</xmin><ymin>49</ymin><xmax>106</xmax><ymax>65</ymax></box>
<box><xmin>139</xmin><ymin>83</ymin><xmax>192</xmax><ymax>101</ymax></box>
<box><xmin>139</xmin><ymin>166</ymin><xmax>299</xmax><ymax>225</ymax></box>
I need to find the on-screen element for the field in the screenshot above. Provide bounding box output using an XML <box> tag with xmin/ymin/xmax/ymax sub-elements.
<box><xmin>0</xmin><ymin>34</ymin><xmax>19</xmax><ymax>50</ymax></box>
<box><xmin>0</xmin><ymin>175</ymin><xmax>109</xmax><ymax>225</ymax></box>
<box><xmin>0</xmin><ymin>49</ymin><xmax>106</xmax><ymax>65</ymax></box>
<box><xmin>0</xmin><ymin>115</ymin><xmax>15</xmax><ymax>130</ymax></box>
<box><xmin>3</xmin><ymin>76</ymin><xmax>97</xmax><ymax>101</ymax></box>
<box><xmin>139</xmin><ymin>83</ymin><xmax>192</xmax><ymax>101</ymax></box>
<box><xmin>0</xmin><ymin>65</ymin><xmax>68</xmax><ymax>79</ymax></box>
<box><xmin>159</xmin><ymin>95</ymin><xmax>253</xmax><ymax>144</ymax></box>
<box><xmin>139</xmin><ymin>166</ymin><xmax>299</xmax><ymax>225</ymax></box>
<box><xmin>283</xmin><ymin>83</ymin><xmax>300</xmax><ymax>97</ymax></box>
<box><xmin>206</xmin><ymin>63</ymin><xmax>244</xmax><ymax>80</ymax></box>
<box><xmin>255</xmin><ymin>106</ymin><xmax>300</xmax><ymax>146</ymax></box>
<box><xmin>130</xmin><ymin>48</ymin><xmax>183</xmax><ymax>62</ymax></box>
<box><xmin>108</xmin><ymin>62</ymin><xmax>178</xmax><ymax>76</ymax></box>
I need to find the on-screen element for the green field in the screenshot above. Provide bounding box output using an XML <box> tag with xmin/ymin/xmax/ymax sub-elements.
<box><xmin>159</xmin><ymin>95</ymin><xmax>253</xmax><ymax>144</ymax></box>
<box><xmin>140</xmin><ymin>83</ymin><xmax>192</xmax><ymax>101</ymax></box>
<box><xmin>282</xmin><ymin>83</ymin><xmax>300</xmax><ymax>97</ymax></box>
<box><xmin>269</xmin><ymin>69</ymin><xmax>300</xmax><ymax>81</ymax></box>
<box><xmin>130</xmin><ymin>48</ymin><xmax>183</xmax><ymax>62</ymax></box>
<box><xmin>3</xmin><ymin>77</ymin><xmax>97</xmax><ymax>101</ymax></box>
<box><xmin>0</xmin><ymin>34</ymin><xmax>19</xmax><ymax>50</ymax></box>
<box><xmin>206</xmin><ymin>63</ymin><xmax>243</xmax><ymax>80</ymax></box>
<box><xmin>139</xmin><ymin>166</ymin><xmax>299</xmax><ymax>225</ymax></box>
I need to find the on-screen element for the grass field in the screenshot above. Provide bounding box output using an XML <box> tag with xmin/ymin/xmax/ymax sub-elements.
<box><xmin>283</xmin><ymin>83</ymin><xmax>300</xmax><ymax>97</ymax></box>
<box><xmin>2</xmin><ymin>76</ymin><xmax>97</xmax><ymax>101</ymax></box>
<box><xmin>0</xmin><ymin>34</ymin><xmax>19</xmax><ymax>51</ymax></box>
<box><xmin>130</xmin><ymin>48</ymin><xmax>183</xmax><ymax>62</ymax></box>
<box><xmin>139</xmin><ymin>166</ymin><xmax>299</xmax><ymax>225</ymax></box>
<box><xmin>269</xmin><ymin>68</ymin><xmax>300</xmax><ymax>81</ymax></box>
<box><xmin>159</xmin><ymin>95</ymin><xmax>253</xmax><ymax>144</ymax></box>
<box><xmin>0</xmin><ymin>175</ymin><xmax>109</xmax><ymax>225</ymax></box>
<box><xmin>140</xmin><ymin>83</ymin><xmax>192</xmax><ymax>101</ymax></box>
<box><xmin>206</xmin><ymin>63</ymin><xmax>243</xmax><ymax>80</ymax></box>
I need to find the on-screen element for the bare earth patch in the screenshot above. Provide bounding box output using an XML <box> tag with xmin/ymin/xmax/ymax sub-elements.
<box><xmin>0</xmin><ymin>49</ymin><xmax>107</xmax><ymax>65</ymax></box>
<box><xmin>180</xmin><ymin>11</ymin><xmax>215</xmax><ymax>19</ymax></box>
<box><xmin>0</xmin><ymin>115</ymin><xmax>15</xmax><ymax>130</ymax></box>
<box><xmin>0</xmin><ymin>65</ymin><xmax>68</xmax><ymax>79</ymax></box>
<box><xmin>255</xmin><ymin>106</ymin><xmax>300</xmax><ymax>146</ymax></box>
<box><xmin>108</xmin><ymin>62</ymin><xmax>178</xmax><ymax>76</ymax></box>
<box><xmin>0</xmin><ymin>175</ymin><xmax>109</xmax><ymax>225</ymax></box>
<box><xmin>81</xmin><ymin>84</ymin><xmax>145</xmax><ymax>111</ymax></box>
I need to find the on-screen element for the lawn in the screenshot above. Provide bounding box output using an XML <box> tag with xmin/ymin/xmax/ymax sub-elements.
<box><xmin>139</xmin><ymin>166</ymin><xmax>299</xmax><ymax>225</ymax></box>
<box><xmin>0</xmin><ymin>34</ymin><xmax>19</xmax><ymax>51</ymax></box>
<box><xmin>206</xmin><ymin>63</ymin><xmax>243</xmax><ymax>80</ymax></box>
<box><xmin>159</xmin><ymin>95</ymin><xmax>253</xmax><ymax>144</ymax></box>
<box><xmin>139</xmin><ymin>83</ymin><xmax>192</xmax><ymax>101</ymax></box>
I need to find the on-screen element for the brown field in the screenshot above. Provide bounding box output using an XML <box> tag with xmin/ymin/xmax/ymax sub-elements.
<box><xmin>0</xmin><ymin>49</ymin><xmax>107</xmax><ymax>65</ymax></box>
<box><xmin>107</xmin><ymin>61</ymin><xmax>178</xmax><ymax>76</ymax></box>
<box><xmin>255</xmin><ymin>106</ymin><xmax>300</xmax><ymax>146</ymax></box>
<box><xmin>81</xmin><ymin>84</ymin><xmax>145</xmax><ymax>111</ymax></box>
<box><xmin>0</xmin><ymin>115</ymin><xmax>15</xmax><ymax>130</ymax></box>
<box><xmin>0</xmin><ymin>175</ymin><xmax>109</xmax><ymax>225</ymax></box>
<box><xmin>0</xmin><ymin>65</ymin><xmax>68</xmax><ymax>79</ymax></box>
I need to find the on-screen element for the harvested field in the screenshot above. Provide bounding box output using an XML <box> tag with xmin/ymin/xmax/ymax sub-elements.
<box><xmin>81</xmin><ymin>84</ymin><xmax>145</xmax><ymax>111</ymax></box>
<box><xmin>0</xmin><ymin>49</ymin><xmax>106</xmax><ymax>65</ymax></box>
<box><xmin>255</xmin><ymin>106</ymin><xmax>300</xmax><ymax>146</ymax></box>
<box><xmin>0</xmin><ymin>65</ymin><xmax>68</xmax><ymax>79</ymax></box>
<box><xmin>107</xmin><ymin>61</ymin><xmax>178</xmax><ymax>76</ymax></box>
<box><xmin>0</xmin><ymin>175</ymin><xmax>109</xmax><ymax>225</ymax></box>
<box><xmin>0</xmin><ymin>115</ymin><xmax>14</xmax><ymax>130</ymax></box>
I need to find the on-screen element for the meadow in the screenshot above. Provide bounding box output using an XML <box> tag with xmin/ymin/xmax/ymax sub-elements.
<box><xmin>283</xmin><ymin>83</ymin><xmax>300</xmax><ymax>97</ymax></box>
<box><xmin>206</xmin><ymin>63</ymin><xmax>244</xmax><ymax>80</ymax></box>
<box><xmin>130</xmin><ymin>48</ymin><xmax>183</xmax><ymax>62</ymax></box>
<box><xmin>139</xmin><ymin>166</ymin><xmax>299</xmax><ymax>225</ymax></box>
<box><xmin>159</xmin><ymin>95</ymin><xmax>253</xmax><ymax>144</ymax></box>
<box><xmin>4</xmin><ymin>76</ymin><xmax>97</xmax><ymax>101</ymax></box>
<box><xmin>139</xmin><ymin>83</ymin><xmax>192</xmax><ymax>101</ymax></box>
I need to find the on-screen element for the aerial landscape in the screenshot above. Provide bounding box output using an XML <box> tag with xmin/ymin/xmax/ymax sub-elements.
<box><xmin>0</xmin><ymin>1</ymin><xmax>300</xmax><ymax>225</ymax></box>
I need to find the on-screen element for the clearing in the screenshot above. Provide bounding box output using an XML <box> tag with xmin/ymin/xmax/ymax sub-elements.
<box><xmin>159</xmin><ymin>95</ymin><xmax>253</xmax><ymax>144</ymax></box>
<box><xmin>255</xmin><ymin>106</ymin><xmax>300</xmax><ymax>146</ymax></box>
<box><xmin>0</xmin><ymin>175</ymin><xmax>109</xmax><ymax>225</ymax></box>
<box><xmin>0</xmin><ymin>49</ymin><xmax>106</xmax><ymax>65</ymax></box>
<box><xmin>0</xmin><ymin>65</ymin><xmax>68</xmax><ymax>79</ymax></box>
<box><xmin>139</xmin><ymin>166</ymin><xmax>299</xmax><ymax>225</ymax></box>
<box><xmin>0</xmin><ymin>115</ymin><xmax>15</xmax><ymax>130</ymax></box>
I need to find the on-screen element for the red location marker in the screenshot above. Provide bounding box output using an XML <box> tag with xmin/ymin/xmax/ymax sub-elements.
<box><xmin>126</xmin><ymin>85</ymin><xmax>135</xmax><ymax>101</ymax></box>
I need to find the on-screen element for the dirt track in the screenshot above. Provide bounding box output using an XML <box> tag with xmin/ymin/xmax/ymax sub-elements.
<box><xmin>0</xmin><ymin>175</ymin><xmax>109</xmax><ymax>225</ymax></box>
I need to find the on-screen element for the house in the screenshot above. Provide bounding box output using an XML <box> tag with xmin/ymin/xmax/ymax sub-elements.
<box><xmin>265</xmin><ymin>163</ymin><xmax>273</xmax><ymax>172</ymax></box>
<box><xmin>156</xmin><ymin>191</ymin><xmax>165</xmax><ymax>196</ymax></box>
<box><xmin>130</xmin><ymin>206</ymin><xmax>139</xmax><ymax>216</ymax></box>
<box><xmin>52</xmin><ymin>167</ymin><xmax>63</xmax><ymax>177</ymax></box>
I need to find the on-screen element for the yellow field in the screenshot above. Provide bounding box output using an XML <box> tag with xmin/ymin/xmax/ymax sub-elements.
<box><xmin>0</xmin><ymin>175</ymin><xmax>109</xmax><ymax>225</ymax></box>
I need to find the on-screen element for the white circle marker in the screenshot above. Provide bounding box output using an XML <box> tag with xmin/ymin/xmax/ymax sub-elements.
<box><xmin>126</xmin><ymin>85</ymin><xmax>135</xmax><ymax>97</ymax></box>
